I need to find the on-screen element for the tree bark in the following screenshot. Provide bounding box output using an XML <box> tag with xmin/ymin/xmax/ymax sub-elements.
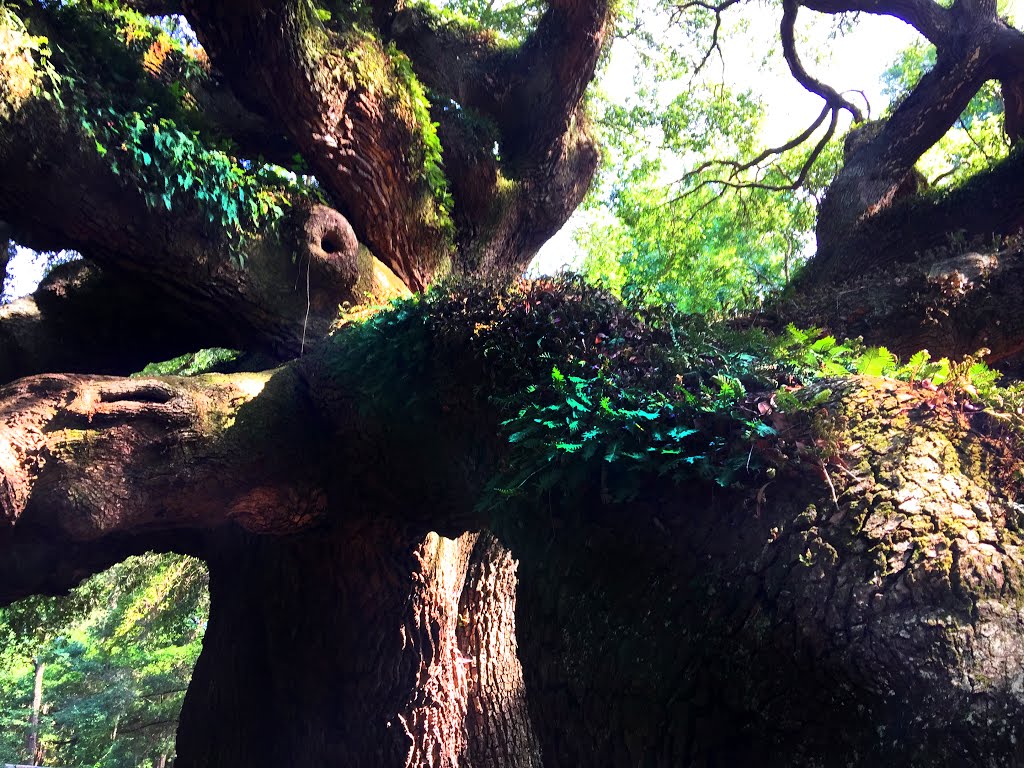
<box><xmin>25</xmin><ymin>658</ymin><xmax>43</xmax><ymax>766</ymax></box>
<box><xmin>801</xmin><ymin>1</ymin><xmax>1024</xmax><ymax>284</ymax></box>
<box><xmin>7</xmin><ymin>0</ymin><xmax>1024</xmax><ymax>764</ymax></box>
<box><xmin>2</xmin><ymin>307</ymin><xmax>1024</xmax><ymax>764</ymax></box>
<box><xmin>504</xmin><ymin>379</ymin><xmax>1024</xmax><ymax>765</ymax></box>
<box><xmin>176</xmin><ymin>527</ymin><xmax>540</xmax><ymax>767</ymax></box>
<box><xmin>777</xmin><ymin>235</ymin><xmax>1024</xmax><ymax>364</ymax></box>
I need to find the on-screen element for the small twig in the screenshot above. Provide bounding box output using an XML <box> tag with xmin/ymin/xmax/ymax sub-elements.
<box><xmin>818</xmin><ymin>456</ymin><xmax>840</xmax><ymax>510</ymax></box>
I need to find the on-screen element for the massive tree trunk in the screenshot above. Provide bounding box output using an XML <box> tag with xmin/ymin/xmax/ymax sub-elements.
<box><xmin>508</xmin><ymin>387</ymin><xmax>1024</xmax><ymax>765</ymax></box>
<box><xmin>6</xmin><ymin>0</ymin><xmax>1024</xmax><ymax>765</ymax></box>
<box><xmin>4</xmin><ymin>290</ymin><xmax>1024</xmax><ymax>765</ymax></box>
<box><xmin>177</xmin><ymin>528</ymin><xmax>541</xmax><ymax>767</ymax></box>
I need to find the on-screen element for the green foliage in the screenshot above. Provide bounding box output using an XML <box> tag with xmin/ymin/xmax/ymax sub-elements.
<box><xmin>496</xmin><ymin>363</ymin><xmax>706</xmax><ymax>498</ymax></box>
<box><xmin>335</xmin><ymin>277</ymin><xmax>1022</xmax><ymax>507</ymax></box>
<box><xmin>18</xmin><ymin>1</ymin><xmax>309</xmax><ymax>263</ymax></box>
<box><xmin>410</xmin><ymin>0</ymin><xmax>538</xmax><ymax>46</ymax></box>
<box><xmin>133</xmin><ymin>347</ymin><xmax>240</xmax><ymax>377</ymax></box>
<box><xmin>578</xmin><ymin>41</ymin><xmax>840</xmax><ymax>314</ymax></box>
<box><xmin>81</xmin><ymin>108</ymin><xmax>292</xmax><ymax>256</ymax></box>
<box><xmin>0</xmin><ymin>3</ymin><xmax>63</xmax><ymax>116</ymax></box>
<box><xmin>0</xmin><ymin>554</ymin><xmax>207</xmax><ymax>767</ymax></box>
<box><xmin>387</xmin><ymin>45</ymin><xmax>454</xmax><ymax>227</ymax></box>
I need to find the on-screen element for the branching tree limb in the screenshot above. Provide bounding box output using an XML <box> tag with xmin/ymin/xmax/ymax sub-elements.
<box><xmin>670</xmin><ymin>0</ymin><xmax>743</xmax><ymax>76</ymax></box>
<box><xmin>780</xmin><ymin>0</ymin><xmax>863</xmax><ymax>121</ymax></box>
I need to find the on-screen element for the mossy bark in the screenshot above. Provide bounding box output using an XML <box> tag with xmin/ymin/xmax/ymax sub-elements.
<box><xmin>4</xmin><ymin>301</ymin><xmax>1024</xmax><ymax>765</ymax></box>
<box><xmin>505</xmin><ymin>377</ymin><xmax>1024</xmax><ymax>765</ymax></box>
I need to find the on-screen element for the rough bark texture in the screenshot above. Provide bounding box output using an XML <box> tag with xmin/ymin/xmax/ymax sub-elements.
<box><xmin>0</xmin><ymin>5</ymin><xmax>407</xmax><ymax>363</ymax></box>
<box><xmin>175</xmin><ymin>524</ymin><xmax>540</xmax><ymax>766</ymax></box>
<box><xmin>4</xmin><ymin>309</ymin><xmax>1024</xmax><ymax>764</ymax></box>
<box><xmin>505</xmin><ymin>378</ymin><xmax>1024</xmax><ymax>765</ymax></box>
<box><xmin>777</xmin><ymin>237</ymin><xmax>1024</xmax><ymax>364</ymax></box>
<box><xmin>458</xmin><ymin>534</ymin><xmax>543</xmax><ymax>768</ymax></box>
<box><xmin>6</xmin><ymin>0</ymin><xmax>1024</xmax><ymax>765</ymax></box>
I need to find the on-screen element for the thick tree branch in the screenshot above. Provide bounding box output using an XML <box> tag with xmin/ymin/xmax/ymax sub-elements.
<box><xmin>0</xmin><ymin>364</ymin><xmax>324</xmax><ymax>601</ymax></box>
<box><xmin>383</xmin><ymin>0</ymin><xmax>612</xmax><ymax>272</ymax></box>
<box><xmin>784</xmin><ymin>243</ymin><xmax>1024</xmax><ymax>363</ymax></box>
<box><xmin>0</xmin><ymin>261</ymin><xmax>236</xmax><ymax>382</ymax></box>
<box><xmin>1002</xmin><ymin>73</ymin><xmax>1024</xmax><ymax>141</ymax></box>
<box><xmin>179</xmin><ymin>0</ymin><xmax>455</xmax><ymax>290</ymax></box>
<box><xmin>801</xmin><ymin>145</ymin><xmax>1024</xmax><ymax>299</ymax></box>
<box><xmin>383</xmin><ymin>7</ymin><xmax>507</xmax><ymax>118</ymax></box>
<box><xmin>0</xmin><ymin>8</ymin><xmax>408</xmax><ymax>368</ymax></box>
<box><xmin>781</xmin><ymin>0</ymin><xmax>863</xmax><ymax>121</ymax></box>
<box><xmin>809</xmin><ymin>23</ymin><xmax>1009</xmax><ymax>276</ymax></box>
<box><xmin>5</xmin><ymin>288</ymin><xmax>1024</xmax><ymax>761</ymax></box>
<box><xmin>178</xmin><ymin>0</ymin><xmax>606</xmax><ymax>282</ymax></box>
<box><xmin>800</xmin><ymin>0</ymin><xmax>951</xmax><ymax>45</ymax></box>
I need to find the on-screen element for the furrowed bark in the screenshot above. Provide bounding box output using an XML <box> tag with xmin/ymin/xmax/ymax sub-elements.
<box><xmin>506</xmin><ymin>378</ymin><xmax>1024</xmax><ymax>765</ymax></box>
<box><xmin>180</xmin><ymin>0</ymin><xmax>611</xmax><ymax>283</ymax></box>
<box><xmin>0</xmin><ymin>364</ymin><xmax>324</xmax><ymax>601</ymax></box>
<box><xmin>177</xmin><ymin>526</ymin><xmax>540</xmax><ymax>767</ymax></box>
<box><xmin>179</xmin><ymin>0</ymin><xmax>454</xmax><ymax>290</ymax></box>
<box><xmin>782</xmin><ymin>240</ymin><xmax>1024</xmax><ymax>364</ymax></box>
<box><xmin>0</xmin><ymin>7</ymin><xmax>406</xmax><ymax>364</ymax></box>
<box><xmin>3</xmin><ymin>300</ymin><xmax>1024</xmax><ymax>764</ymax></box>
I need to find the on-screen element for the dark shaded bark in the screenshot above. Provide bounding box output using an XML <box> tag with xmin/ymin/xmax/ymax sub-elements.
<box><xmin>777</xmin><ymin>0</ymin><xmax>1024</xmax><ymax>283</ymax></box>
<box><xmin>181</xmin><ymin>0</ymin><xmax>609</xmax><ymax>285</ymax></box>
<box><xmin>7</xmin><ymin>0</ymin><xmax>1024</xmax><ymax>765</ymax></box>
<box><xmin>0</xmin><ymin>365</ymin><xmax>323</xmax><ymax>601</ymax></box>
<box><xmin>782</xmin><ymin>148</ymin><xmax>1024</xmax><ymax>364</ymax></box>
<box><xmin>0</xmin><ymin>6</ymin><xmax>406</xmax><ymax>363</ymax></box>
<box><xmin>0</xmin><ymin>91</ymin><xmax>403</xmax><ymax>360</ymax></box>
<box><xmin>178</xmin><ymin>526</ymin><xmax>539</xmax><ymax>767</ymax></box>
<box><xmin>3</xmin><ymin>308</ymin><xmax>1024</xmax><ymax>765</ymax></box>
<box><xmin>505</xmin><ymin>379</ymin><xmax>1024</xmax><ymax>766</ymax></box>
<box><xmin>0</xmin><ymin>261</ymin><xmax>240</xmax><ymax>381</ymax></box>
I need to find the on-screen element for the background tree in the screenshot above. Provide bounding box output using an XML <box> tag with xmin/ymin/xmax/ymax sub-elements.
<box><xmin>1</xmin><ymin>554</ymin><xmax>206</xmax><ymax>767</ymax></box>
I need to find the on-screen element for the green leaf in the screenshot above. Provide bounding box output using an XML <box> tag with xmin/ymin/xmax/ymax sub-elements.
<box><xmin>856</xmin><ymin>346</ymin><xmax>896</xmax><ymax>377</ymax></box>
<box><xmin>811</xmin><ymin>335</ymin><xmax>837</xmax><ymax>353</ymax></box>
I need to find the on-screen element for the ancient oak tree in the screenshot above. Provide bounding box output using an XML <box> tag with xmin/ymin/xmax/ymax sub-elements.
<box><xmin>3</xmin><ymin>0</ymin><xmax>1024</xmax><ymax>766</ymax></box>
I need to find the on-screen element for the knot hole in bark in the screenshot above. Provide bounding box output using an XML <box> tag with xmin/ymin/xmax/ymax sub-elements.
<box><xmin>302</xmin><ymin>204</ymin><xmax>361</xmax><ymax>312</ymax></box>
<box><xmin>60</xmin><ymin>380</ymin><xmax>195</xmax><ymax>428</ymax></box>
